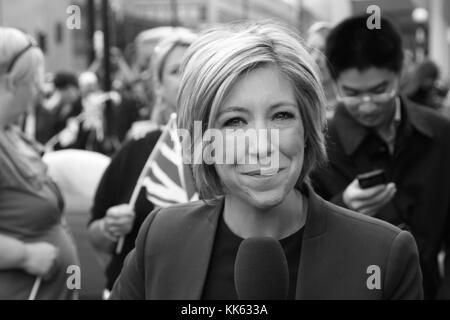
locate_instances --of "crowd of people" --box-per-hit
[1,11,450,300]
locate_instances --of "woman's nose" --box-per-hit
[247,126,277,164]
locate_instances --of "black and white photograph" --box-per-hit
[1,0,450,309]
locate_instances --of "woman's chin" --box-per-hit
[246,191,286,211]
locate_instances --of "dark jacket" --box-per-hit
[35,98,83,145]
[311,97,450,299]
[110,186,423,300]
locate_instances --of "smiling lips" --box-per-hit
[242,168,284,177]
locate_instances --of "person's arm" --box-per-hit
[312,174,396,216]
[87,143,126,253]
[0,233,28,270]
[109,208,160,300]
[383,231,423,299]
[88,204,135,254]
[87,139,138,254]
[0,233,59,277]
[341,179,396,216]
[88,163,119,254]
[88,218,118,254]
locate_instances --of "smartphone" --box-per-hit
[357,169,386,189]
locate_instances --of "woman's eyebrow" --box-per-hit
[268,102,298,111]
[217,102,297,117]
[217,106,250,117]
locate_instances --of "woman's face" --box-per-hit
[212,65,305,210]
[16,66,44,110]
[159,45,188,112]
[0,65,44,126]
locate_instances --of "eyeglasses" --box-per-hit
[6,36,38,73]
[335,80,399,107]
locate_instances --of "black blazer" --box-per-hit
[110,186,423,299]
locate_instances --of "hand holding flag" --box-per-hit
[116,113,198,254]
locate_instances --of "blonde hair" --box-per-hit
[150,28,197,125]
[178,21,327,200]
[151,28,197,86]
[306,21,333,38]
[0,27,44,86]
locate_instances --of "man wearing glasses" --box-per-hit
[310,15,450,300]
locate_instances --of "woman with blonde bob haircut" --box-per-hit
[0,27,79,299]
[177,22,327,200]
[111,22,423,300]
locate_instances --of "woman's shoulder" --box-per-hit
[135,200,220,248]
[321,199,403,242]
[318,199,420,274]
[152,200,219,222]
[140,200,220,232]
[313,197,422,299]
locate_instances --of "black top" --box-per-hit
[89,130,161,289]
[202,214,304,300]
[35,98,83,145]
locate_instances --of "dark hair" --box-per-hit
[325,14,404,79]
[415,59,439,80]
[53,72,78,89]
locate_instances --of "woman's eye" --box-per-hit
[273,112,294,121]
[223,117,247,127]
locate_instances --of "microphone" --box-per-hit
[234,237,289,300]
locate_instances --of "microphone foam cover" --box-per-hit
[234,237,289,300]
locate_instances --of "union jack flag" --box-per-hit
[136,113,198,208]
[116,114,198,254]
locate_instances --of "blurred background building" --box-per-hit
[0,0,86,72]
[0,0,448,78]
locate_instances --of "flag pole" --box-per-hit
[115,114,177,254]
[28,276,42,300]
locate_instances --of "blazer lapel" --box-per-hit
[156,199,223,300]
[295,185,328,299]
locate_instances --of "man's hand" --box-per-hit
[343,179,396,216]
[104,204,135,238]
